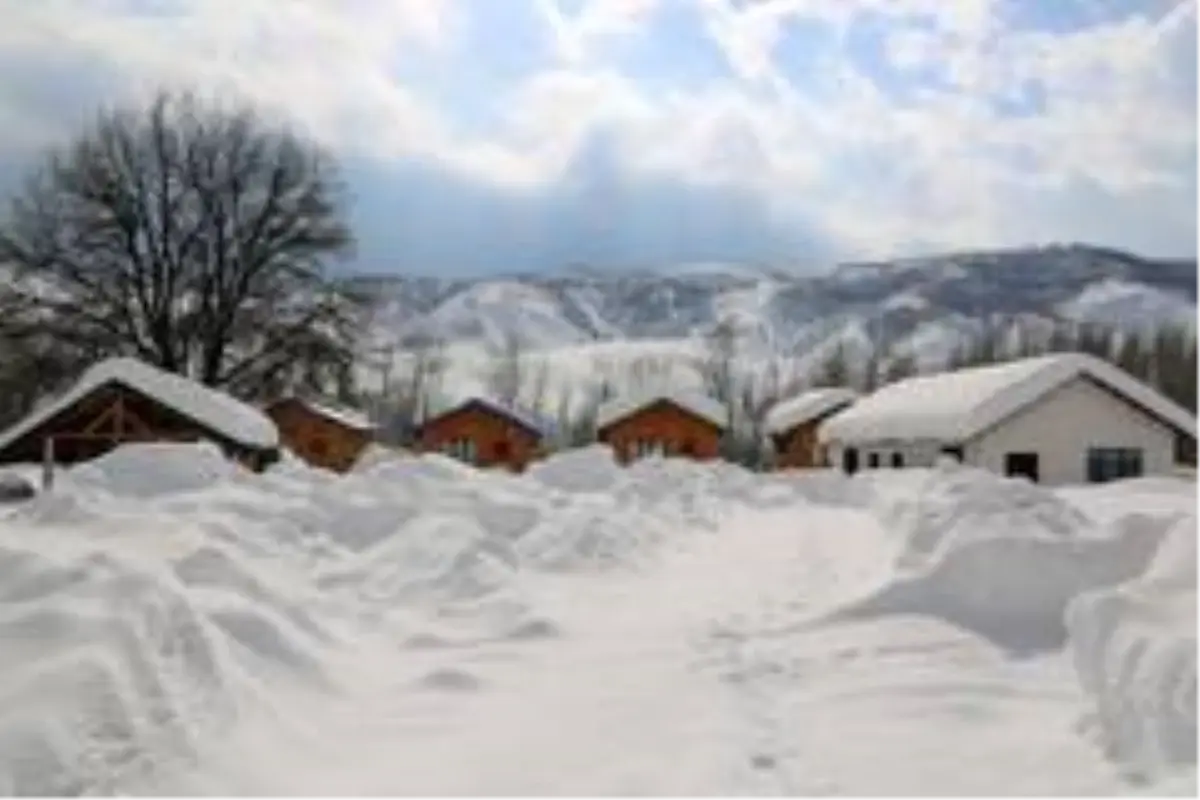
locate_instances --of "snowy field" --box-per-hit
[0,444,1194,795]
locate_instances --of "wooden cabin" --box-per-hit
[596,392,727,465]
[0,357,279,471]
[416,397,550,472]
[265,396,376,473]
[764,388,858,470]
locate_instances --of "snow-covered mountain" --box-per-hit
[351,244,1197,366]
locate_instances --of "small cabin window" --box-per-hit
[634,439,664,459]
[493,440,512,461]
[867,452,880,469]
[890,452,904,468]
[445,437,477,464]
[680,439,696,456]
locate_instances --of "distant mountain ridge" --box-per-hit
[349,244,1197,366]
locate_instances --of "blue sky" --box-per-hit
[0,0,1195,276]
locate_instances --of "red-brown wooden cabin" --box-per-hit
[596,392,727,465]
[764,387,858,470]
[265,396,376,473]
[416,397,551,472]
[0,357,279,472]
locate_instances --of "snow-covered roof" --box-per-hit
[0,357,279,453]
[764,388,859,436]
[819,352,1197,445]
[428,396,555,439]
[596,391,728,433]
[279,397,375,432]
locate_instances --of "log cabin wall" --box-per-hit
[266,399,373,473]
[598,401,723,465]
[417,404,543,472]
[772,422,825,469]
[771,406,850,470]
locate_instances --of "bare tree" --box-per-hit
[379,335,445,443]
[883,352,918,384]
[811,340,850,387]
[527,356,551,416]
[0,338,91,429]
[488,329,524,405]
[699,320,738,406]
[0,90,362,398]
[731,364,783,469]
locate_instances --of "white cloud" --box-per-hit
[534,0,663,65]
[0,0,1193,262]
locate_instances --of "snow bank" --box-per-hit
[835,468,1174,653]
[0,443,777,796]
[62,443,243,500]
[0,439,1190,793]
[1066,514,1197,782]
[525,445,623,493]
[883,464,1091,571]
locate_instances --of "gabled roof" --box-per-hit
[0,357,279,453]
[271,396,375,432]
[596,391,728,433]
[764,387,859,436]
[423,396,555,440]
[818,352,1197,445]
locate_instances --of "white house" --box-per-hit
[818,352,1197,485]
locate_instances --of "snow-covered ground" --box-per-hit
[0,444,1194,795]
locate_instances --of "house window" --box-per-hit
[940,446,964,462]
[1005,452,1040,483]
[890,452,904,468]
[493,440,512,461]
[1087,447,1143,483]
[679,439,696,456]
[867,452,880,469]
[843,447,859,475]
[444,437,477,464]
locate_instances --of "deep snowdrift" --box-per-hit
[1067,513,1198,784]
[834,463,1176,653]
[0,443,1192,794]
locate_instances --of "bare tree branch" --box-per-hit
[0,89,361,399]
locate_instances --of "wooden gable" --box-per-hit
[0,381,278,471]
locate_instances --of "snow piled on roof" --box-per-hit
[291,398,375,432]
[430,395,555,439]
[764,388,858,436]
[819,352,1197,445]
[0,357,278,452]
[597,390,728,432]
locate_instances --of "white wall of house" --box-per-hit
[825,438,948,471]
[964,376,1177,486]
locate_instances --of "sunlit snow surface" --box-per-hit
[0,444,1193,795]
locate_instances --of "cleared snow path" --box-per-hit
[171,504,890,795]
[173,501,1131,796]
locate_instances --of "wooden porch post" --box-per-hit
[42,436,55,491]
